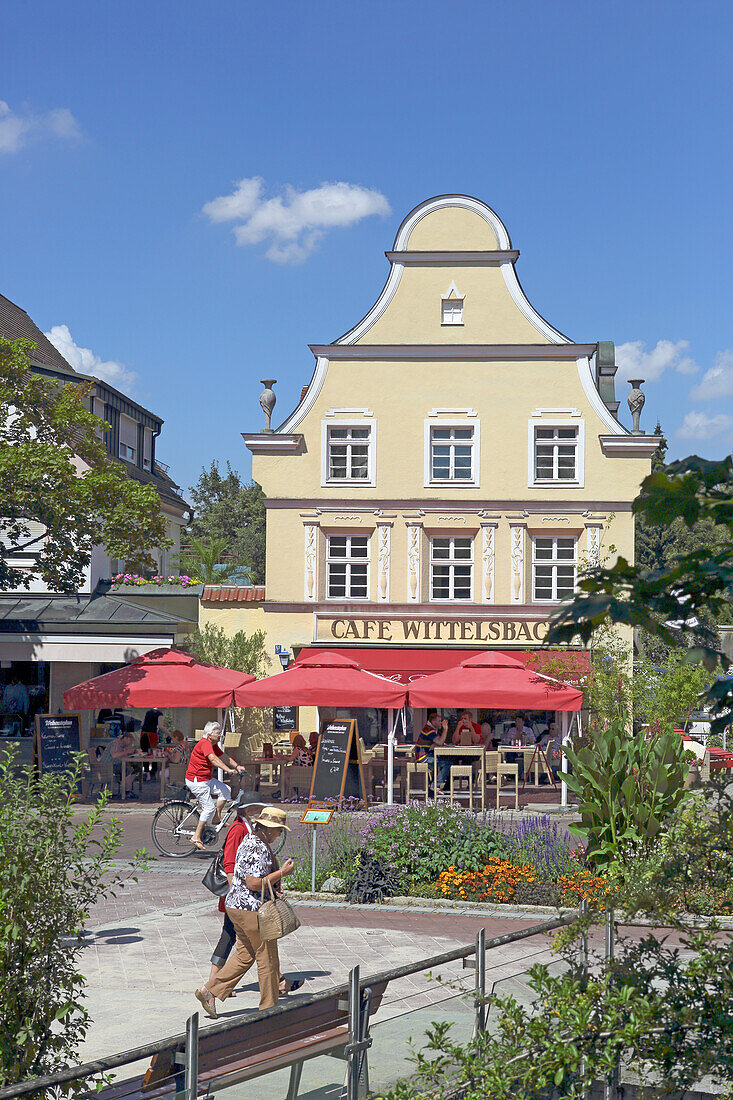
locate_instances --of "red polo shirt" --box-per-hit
[186,738,223,781]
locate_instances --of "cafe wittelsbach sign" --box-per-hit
[203,194,660,732]
[318,617,549,644]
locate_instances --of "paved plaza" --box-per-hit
[68,805,702,1098]
[80,859,562,1098]
[82,863,555,1054]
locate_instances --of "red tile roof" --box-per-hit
[202,585,266,602]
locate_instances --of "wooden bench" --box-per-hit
[99,980,388,1100]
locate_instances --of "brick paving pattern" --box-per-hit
[81,871,558,1064]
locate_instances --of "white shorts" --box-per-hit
[185,777,231,824]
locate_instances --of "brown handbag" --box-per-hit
[257,878,300,942]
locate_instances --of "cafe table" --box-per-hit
[432,745,486,811]
[497,744,555,788]
[120,753,167,801]
[237,755,286,789]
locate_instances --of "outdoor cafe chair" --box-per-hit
[496,762,519,811]
[406,761,429,802]
[86,748,116,799]
[281,764,313,802]
[449,764,475,810]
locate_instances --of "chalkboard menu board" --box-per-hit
[35,713,81,776]
[309,718,367,806]
[272,706,298,733]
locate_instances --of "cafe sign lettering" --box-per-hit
[317,617,549,645]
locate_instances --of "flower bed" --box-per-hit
[111,573,198,587]
[280,802,590,903]
[437,859,539,903]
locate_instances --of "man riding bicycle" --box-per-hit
[186,720,247,850]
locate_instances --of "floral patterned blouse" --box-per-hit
[225,834,273,912]
[164,741,188,764]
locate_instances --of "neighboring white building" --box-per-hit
[0,293,194,747]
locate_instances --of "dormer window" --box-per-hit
[119,414,137,465]
[441,281,464,326]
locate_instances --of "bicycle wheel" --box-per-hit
[151,800,198,857]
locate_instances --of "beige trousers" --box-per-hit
[207,907,280,1010]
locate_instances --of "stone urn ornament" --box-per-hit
[259,378,277,433]
[627,378,646,435]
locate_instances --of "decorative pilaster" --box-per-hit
[303,522,318,601]
[376,518,394,602]
[585,523,603,567]
[480,522,497,604]
[509,524,526,604]
[406,521,422,603]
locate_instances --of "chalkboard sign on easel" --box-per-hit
[273,706,298,733]
[35,713,81,778]
[309,718,367,807]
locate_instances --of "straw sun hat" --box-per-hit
[251,806,290,832]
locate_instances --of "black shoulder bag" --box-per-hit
[202,851,229,897]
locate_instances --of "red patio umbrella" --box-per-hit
[233,651,408,708]
[407,650,583,710]
[62,647,255,710]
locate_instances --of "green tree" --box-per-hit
[187,621,270,678]
[633,438,730,663]
[0,751,144,1088]
[547,455,733,731]
[0,336,168,592]
[187,462,265,584]
[179,535,241,584]
[634,650,710,729]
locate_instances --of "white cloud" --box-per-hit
[202,177,391,263]
[0,100,82,154]
[689,349,733,402]
[44,325,137,392]
[616,339,698,383]
[676,411,733,440]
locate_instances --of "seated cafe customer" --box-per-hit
[290,734,313,766]
[452,710,482,746]
[501,714,533,780]
[164,728,189,764]
[109,727,139,799]
[416,711,450,789]
[504,714,534,746]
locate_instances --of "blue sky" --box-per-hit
[2,0,732,495]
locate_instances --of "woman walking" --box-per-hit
[207,791,265,989]
[195,806,296,1016]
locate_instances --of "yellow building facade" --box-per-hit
[203,195,659,739]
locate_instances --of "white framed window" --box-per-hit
[326,534,370,600]
[532,536,577,602]
[430,536,473,602]
[119,414,138,465]
[441,298,463,325]
[321,419,376,487]
[528,419,585,487]
[424,419,480,487]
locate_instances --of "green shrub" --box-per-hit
[563,719,686,871]
[346,854,401,904]
[0,750,144,1089]
[359,803,508,887]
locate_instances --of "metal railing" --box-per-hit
[0,915,574,1100]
